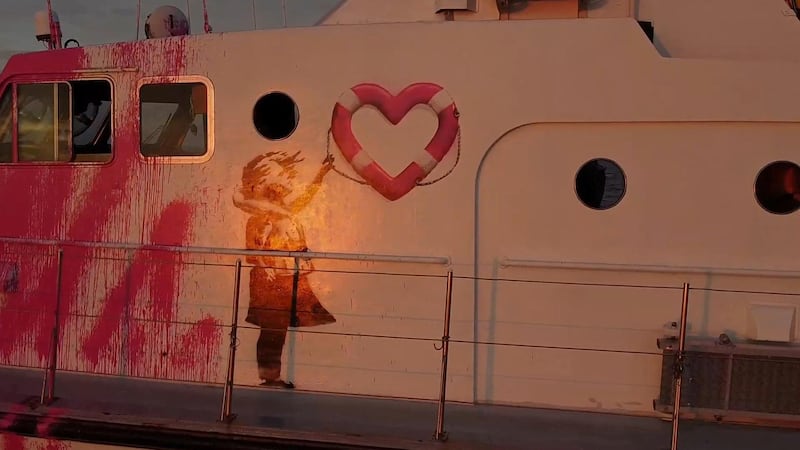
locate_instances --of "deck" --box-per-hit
[1,367,799,450]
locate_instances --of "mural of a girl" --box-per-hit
[233,151,336,388]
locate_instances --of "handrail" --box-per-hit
[0,236,450,265]
[502,258,800,279]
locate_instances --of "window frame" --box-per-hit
[0,75,116,166]
[14,81,73,164]
[574,157,627,211]
[68,76,116,165]
[136,76,214,164]
[754,160,800,215]
[0,83,13,163]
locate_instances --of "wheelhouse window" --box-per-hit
[71,80,113,162]
[17,83,72,162]
[0,79,112,164]
[140,82,208,158]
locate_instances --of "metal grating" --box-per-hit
[729,356,800,414]
[655,338,800,416]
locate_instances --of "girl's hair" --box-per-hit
[241,151,303,190]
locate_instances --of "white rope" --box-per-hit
[186,0,192,30]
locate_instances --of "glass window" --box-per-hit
[140,82,208,157]
[0,85,11,162]
[575,158,626,210]
[71,79,113,162]
[17,83,72,163]
[0,79,112,164]
[755,161,800,215]
[253,92,299,140]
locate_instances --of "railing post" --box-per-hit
[286,257,301,382]
[41,248,64,406]
[220,259,242,423]
[670,282,690,450]
[434,270,454,441]
[289,257,300,328]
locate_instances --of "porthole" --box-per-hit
[575,158,626,210]
[252,92,298,140]
[754,161,800,215]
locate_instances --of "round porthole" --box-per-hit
[754,161,800,215]
[253,92,299,140]
[575,158,626,210]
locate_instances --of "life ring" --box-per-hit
[331,83,460,201]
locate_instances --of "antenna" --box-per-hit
[136,0,142,40]
[46,0,61,48]
[282,0,287,27]
[252,0,257,29]
[203,0,212,33]
[186,0,192,30]
[35,0,63,49]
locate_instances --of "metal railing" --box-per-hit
[671,283,690,450]
[0,237,453,430]
[1,237,798,449]
[220,259,242,423]
[41,248,64,405]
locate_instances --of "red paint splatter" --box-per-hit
[167,317,223,380]
[103,37,191,82]
[41,439,70,450]
[0,432,26,450]
[0,36,222,382]
[0,433,71,450]
[36,408,65,437]
[0,403,25,429]
[0,45,90,366]
[0,404,27,450]
[81,201,223,382]
[0,404,70,450]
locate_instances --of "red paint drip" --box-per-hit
[0,46,88,365]
[97,37,191,83]
[168,316,223,381]
[80,201,222,382]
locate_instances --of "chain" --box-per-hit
[326,127,368,185]
[324,125,461,188]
